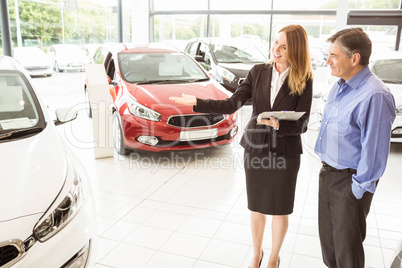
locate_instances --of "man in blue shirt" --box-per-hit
[314,28,396,268]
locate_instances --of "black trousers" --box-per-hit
[318,167,374,268]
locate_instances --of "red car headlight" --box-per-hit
[126,95,161,121]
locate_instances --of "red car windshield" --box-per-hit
[118,52,209,84]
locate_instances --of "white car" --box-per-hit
[316,54,402,143]
[13,47,53,77]
[370,54,402,143]
[47,44,89,72]
[0,56,97,267]
[389,236,402,267]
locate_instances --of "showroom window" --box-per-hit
[350,25,401,53]
[153,14,208,50]
[209,0,271,10]
[153,0,208,10]
[348,0,400,9]
[272,0,336,10]
[2,0,130,54]
[1,0,401,55]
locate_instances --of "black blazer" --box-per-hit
[194,63,313,156]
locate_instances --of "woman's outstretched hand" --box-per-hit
[169,94,197,106]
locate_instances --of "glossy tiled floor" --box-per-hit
[35,71,402,268]
[56,101,402,268]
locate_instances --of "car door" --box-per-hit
[197,42,220,81]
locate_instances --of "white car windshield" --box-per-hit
[118,52,209,84]
[371,59,402,84]
[210,43,267,64]
[0,71,45,140]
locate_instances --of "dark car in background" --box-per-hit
[184,38,267,93]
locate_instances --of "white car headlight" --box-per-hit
[33,159,84,242]
[126,95,161,121]
[216,66,236,83]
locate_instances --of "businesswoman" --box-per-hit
[170,24,313,268]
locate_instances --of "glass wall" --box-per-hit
[1,0,133,55]
[151,0,401,55]
[209,0,271,10]
[153,15,207,50]
[351,25,401,55]
[273,0,336,9]
[153,0,208,10]
[348,0,400,9]
[1,0,401,56]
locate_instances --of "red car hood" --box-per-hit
[124,81,231,114]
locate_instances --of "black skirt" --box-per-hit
[244,150,301,215]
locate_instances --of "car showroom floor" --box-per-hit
[35,71,402,268]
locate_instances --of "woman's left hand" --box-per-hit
[257,115,280,129]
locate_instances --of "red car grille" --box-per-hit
[167,114,224,128]
[156,132,231,147]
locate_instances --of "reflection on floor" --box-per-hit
[59,104,402,268]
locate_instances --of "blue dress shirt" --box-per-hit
[315,66,396,199]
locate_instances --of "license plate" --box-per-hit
[180,128,218,141]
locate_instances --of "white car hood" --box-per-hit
[388,84,402,105]
[0,125,67,222]
[18,55,51,67]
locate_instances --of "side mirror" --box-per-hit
[54,107,78,126]
[195,55,205,63]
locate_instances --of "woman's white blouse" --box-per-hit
[270,63,289,107]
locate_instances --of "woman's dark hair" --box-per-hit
[327,28,372,66]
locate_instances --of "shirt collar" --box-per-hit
[336,66,371,90]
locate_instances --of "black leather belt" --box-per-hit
[322,161,356,173]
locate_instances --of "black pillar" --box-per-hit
[0,0,13,56]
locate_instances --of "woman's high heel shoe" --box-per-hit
[259,250,264,267]
[249,250,264,268]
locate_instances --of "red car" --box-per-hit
[85,45,238,153]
